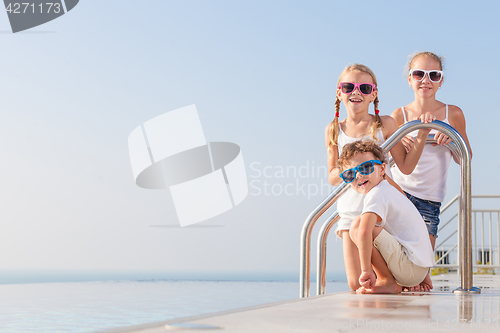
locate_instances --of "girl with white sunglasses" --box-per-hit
[391,52,472,290]
[325,63,433,292]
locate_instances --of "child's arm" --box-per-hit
[441,105,472,164]
[383,115,433,175]
[391,107,416,153]
[356,212,379,289]
[325,124,342,186]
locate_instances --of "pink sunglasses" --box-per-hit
[339,82,376,95]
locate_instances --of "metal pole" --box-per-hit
[316,213,339,295]
[380,120,475,292]
[299,184,348,298]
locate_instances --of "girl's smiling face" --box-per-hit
[337,71,377,115]
[407,56,443,98]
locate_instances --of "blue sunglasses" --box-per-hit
[340,160,383,183]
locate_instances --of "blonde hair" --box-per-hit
[405,51,445,73]
[328,64,382,152]
[337,140,386,173]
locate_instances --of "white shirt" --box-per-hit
[362,180,435,268]
[391,106,452,202]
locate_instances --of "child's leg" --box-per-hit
[403,233,434,292]
[358,242,401,294]
[349,220,401,294]
[429,235,436,250]
[341,229,362,291]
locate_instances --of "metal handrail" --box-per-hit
[299,183,349,298]
[315,213,339,295]
[300,119,476,297]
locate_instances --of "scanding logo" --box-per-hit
[3,0,79,33]
[128,105,248,227]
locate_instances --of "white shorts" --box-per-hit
[335,211,360,238]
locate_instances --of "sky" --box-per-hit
[1,0,499,282]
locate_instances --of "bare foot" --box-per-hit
[403,285,420,292]
[356,286,368,294]
[356,280,402,294]
[419,272,433,292]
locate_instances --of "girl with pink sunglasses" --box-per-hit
[391,52,472,250]
[325,63,433,292]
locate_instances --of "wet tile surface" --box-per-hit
[105,274,500,333]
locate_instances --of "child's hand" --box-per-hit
[417,113,436,123]
[433,131,452,146]
[401,135,414,153]
[414,113,436,135]
[359,270,376,290]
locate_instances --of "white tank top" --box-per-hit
[391,105,452,202]
[337,126,391,213]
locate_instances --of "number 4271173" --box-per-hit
[5,2,62,14]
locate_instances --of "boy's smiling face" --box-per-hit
[344,152,385,195]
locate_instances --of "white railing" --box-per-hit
[434,195,500,273]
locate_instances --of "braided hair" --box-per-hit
[327,64,383,153]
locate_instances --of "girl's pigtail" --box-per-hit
[328,97,341,153]
[370,96,383,142]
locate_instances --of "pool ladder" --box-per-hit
[299,120,479,297]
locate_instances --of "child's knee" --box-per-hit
[348,229,355,243]
[347,278,361,291]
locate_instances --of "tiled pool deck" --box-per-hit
[106,274,500,332]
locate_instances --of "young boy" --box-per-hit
[337,140,435,294]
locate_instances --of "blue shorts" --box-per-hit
[404,192,441,238]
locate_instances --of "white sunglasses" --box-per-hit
[409,69,443,82]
